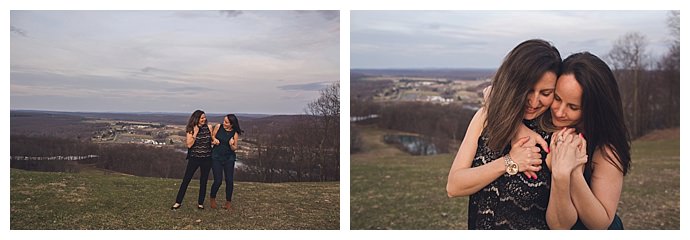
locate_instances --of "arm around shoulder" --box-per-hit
[211,124,220,136]
[446,108,506,197]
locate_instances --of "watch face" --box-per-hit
[507,162,519,175]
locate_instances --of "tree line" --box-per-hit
[606,11,680,138]
[351,101,475,154]
[242,83,340,182]
[10,134,190,177]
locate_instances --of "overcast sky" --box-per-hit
[351,11,675,69]
[10,10,339,114]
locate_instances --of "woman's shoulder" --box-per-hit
[593,145,624,171]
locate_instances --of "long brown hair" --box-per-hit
[185,110,205,134]
[484,39,561,150]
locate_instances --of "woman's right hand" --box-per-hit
[512,123,549,153]
[510,123,548,179]
[509,136,543,176]
[193,126,199,136]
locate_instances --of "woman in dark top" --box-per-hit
[171,110,214,210]
[543,52,629,229]
[209,114,243,210]
[446,39,562,229]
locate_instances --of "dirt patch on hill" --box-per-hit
[637,128,679,141]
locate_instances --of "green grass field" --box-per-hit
[350,125,679,230]
[10,169,339,229]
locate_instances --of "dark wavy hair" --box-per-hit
[547,52,631,175]
[185,110,205,134]
[484,39,562,150]
[227,114,244,135]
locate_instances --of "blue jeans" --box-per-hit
[210,157,236,201]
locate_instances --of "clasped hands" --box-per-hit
[550,127,588,178]
[510,126,587,179]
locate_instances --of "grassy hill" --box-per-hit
[350,125,679,230]
[10,168,339,229]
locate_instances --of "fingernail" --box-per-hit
[579,133,584,139]
[546,147,550,153]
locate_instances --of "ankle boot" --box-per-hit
[223,201,231,210]
[210,197,217,209]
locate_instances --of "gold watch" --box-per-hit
[504,154,518,175]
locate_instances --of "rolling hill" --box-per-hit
[10,168,339,230]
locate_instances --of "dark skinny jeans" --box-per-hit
[174,157,212,205]
[210,156,236,201]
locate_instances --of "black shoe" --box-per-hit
[197,204,204,210]
[171,203,181,210]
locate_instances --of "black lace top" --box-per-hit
[188,124,212,159]
[468,119,552,229]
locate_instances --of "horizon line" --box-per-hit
[10,109,306,116]
[351,67,498,70]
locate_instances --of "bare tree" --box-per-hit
[659,10,680,128]
[306,82,340,181]
[667,11,680,43]
[608,32,649,137]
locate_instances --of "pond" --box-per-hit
[383,134,438,155]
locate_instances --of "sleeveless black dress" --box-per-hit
[468,119,552,229]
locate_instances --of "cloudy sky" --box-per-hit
[351,11,675,69]
[10,10,339,114]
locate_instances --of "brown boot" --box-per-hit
[223,201,232,210]
[210,197,217,209]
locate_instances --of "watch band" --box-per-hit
[504,154,513,167]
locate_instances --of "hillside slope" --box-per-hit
[10,169,339,229]
[350,125,679,229]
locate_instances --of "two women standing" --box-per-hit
[171,110,242,211]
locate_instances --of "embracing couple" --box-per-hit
[447,39,630,230]
[170,110,244,211]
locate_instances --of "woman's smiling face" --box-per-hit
[551,73,583,127]
[524,71,557,120]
